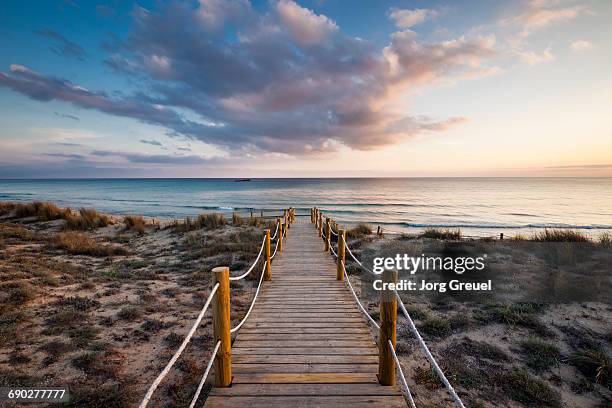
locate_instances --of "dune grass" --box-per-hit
[420,228,462,240]
[347,223,372,238]
[170,213,227,232]
[530,229,590,243]
[13,201,72,221]
[50,232,127,257]
[124,215,146,234]
[64,208,111,231]
[599,232,612,248]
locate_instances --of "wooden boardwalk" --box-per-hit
[205,221,406,407]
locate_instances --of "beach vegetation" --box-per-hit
[14,201,72,221]
[117,306,141,321]
[1,281,37,305]
[500,369,561,407]
[570,347,610,385]
[170,213,227,232]
[420,228,462,240]
[64,208,111,231]
[420,316,451,337]
[599,231,612,248]
[413,366,443,389]
[50,232,128,256]
[347,223,372,238]
[531,228,590,243]
[519,337,561,372]
[124,215,146,234]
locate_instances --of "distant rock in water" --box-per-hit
[234,178,251,182]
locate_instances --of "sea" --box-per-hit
[1,178,611,238]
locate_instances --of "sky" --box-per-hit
[0,0,611,178]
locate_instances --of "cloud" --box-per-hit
[44,152,86,160]
[502,2,588,37]
[54,111,79,120]
[91,150,215,164]
[276,0,338,45]
[2,1,495,156]
[546,163,612,169]
[35,28,87,60]
[388,8,439,29]
[140,139,162,146]
[570,40,593,51]
[515,47,555,65]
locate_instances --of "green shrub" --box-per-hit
[520,337,561,372]
[500,369,561,407]
[570,347,610,385]
[420,316,451,337]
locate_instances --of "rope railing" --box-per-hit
[188,340,221,408]
[344,241,376,275]
[229,237,265,281]
[270,221,279,240]
[270,240,279,260]
[388,339,417,408]
[139,282,220,408]
[230,260,267,334]
[341,260,380,329]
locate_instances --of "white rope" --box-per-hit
[388,339,417,408]
[188,340,221,408]
[330,228,338,236]
[270,222,279,240]
[395,290,465,408]
[139,283,220,408]
[345,242,376,275]
[330,244,338,259]
[341,260,380,329]
[229,237,265,281]
[270,240,279,260]
[230,261,266,334]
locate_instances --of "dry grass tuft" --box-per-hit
[421,228,462,240]
[599,232,612,248]
[64,208,111,231]
[14,201,72,221]
[347,223,372,238]
[170,213,227,232]
[50,232,127,257]
[531,229,590,243]
[124,215,146,234]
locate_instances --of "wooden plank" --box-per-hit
[242,322,365,328]
[238,327,370,334]
[233,363,377,373]
[209,383,401,396]
[233,355,379,364]
[205,396,407,408]
[237,333,373,341]
[233,340,375,348]
[232,373,377,384]
[232,348,378,355]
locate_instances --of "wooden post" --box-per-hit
[260,210,263,218]
[379,268,397,386]
[318,212,323,237]
[287,208,291,229]
[212,266,232,387]
[500,233,504,240]
[337,228,345,281]
[250,211,253,218]
[264,229,271,280]
[277,218,283,253]
[377,226,382,236]
[325,218,331,252]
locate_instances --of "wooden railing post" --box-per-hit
[318,212,323,237]
[324,218,331,252]
[264,229,271,280]
[337,228,345,281]
[212,266,232,387]
[277,218,283,253]
[379,268,397,386]
[286,208,291,230]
